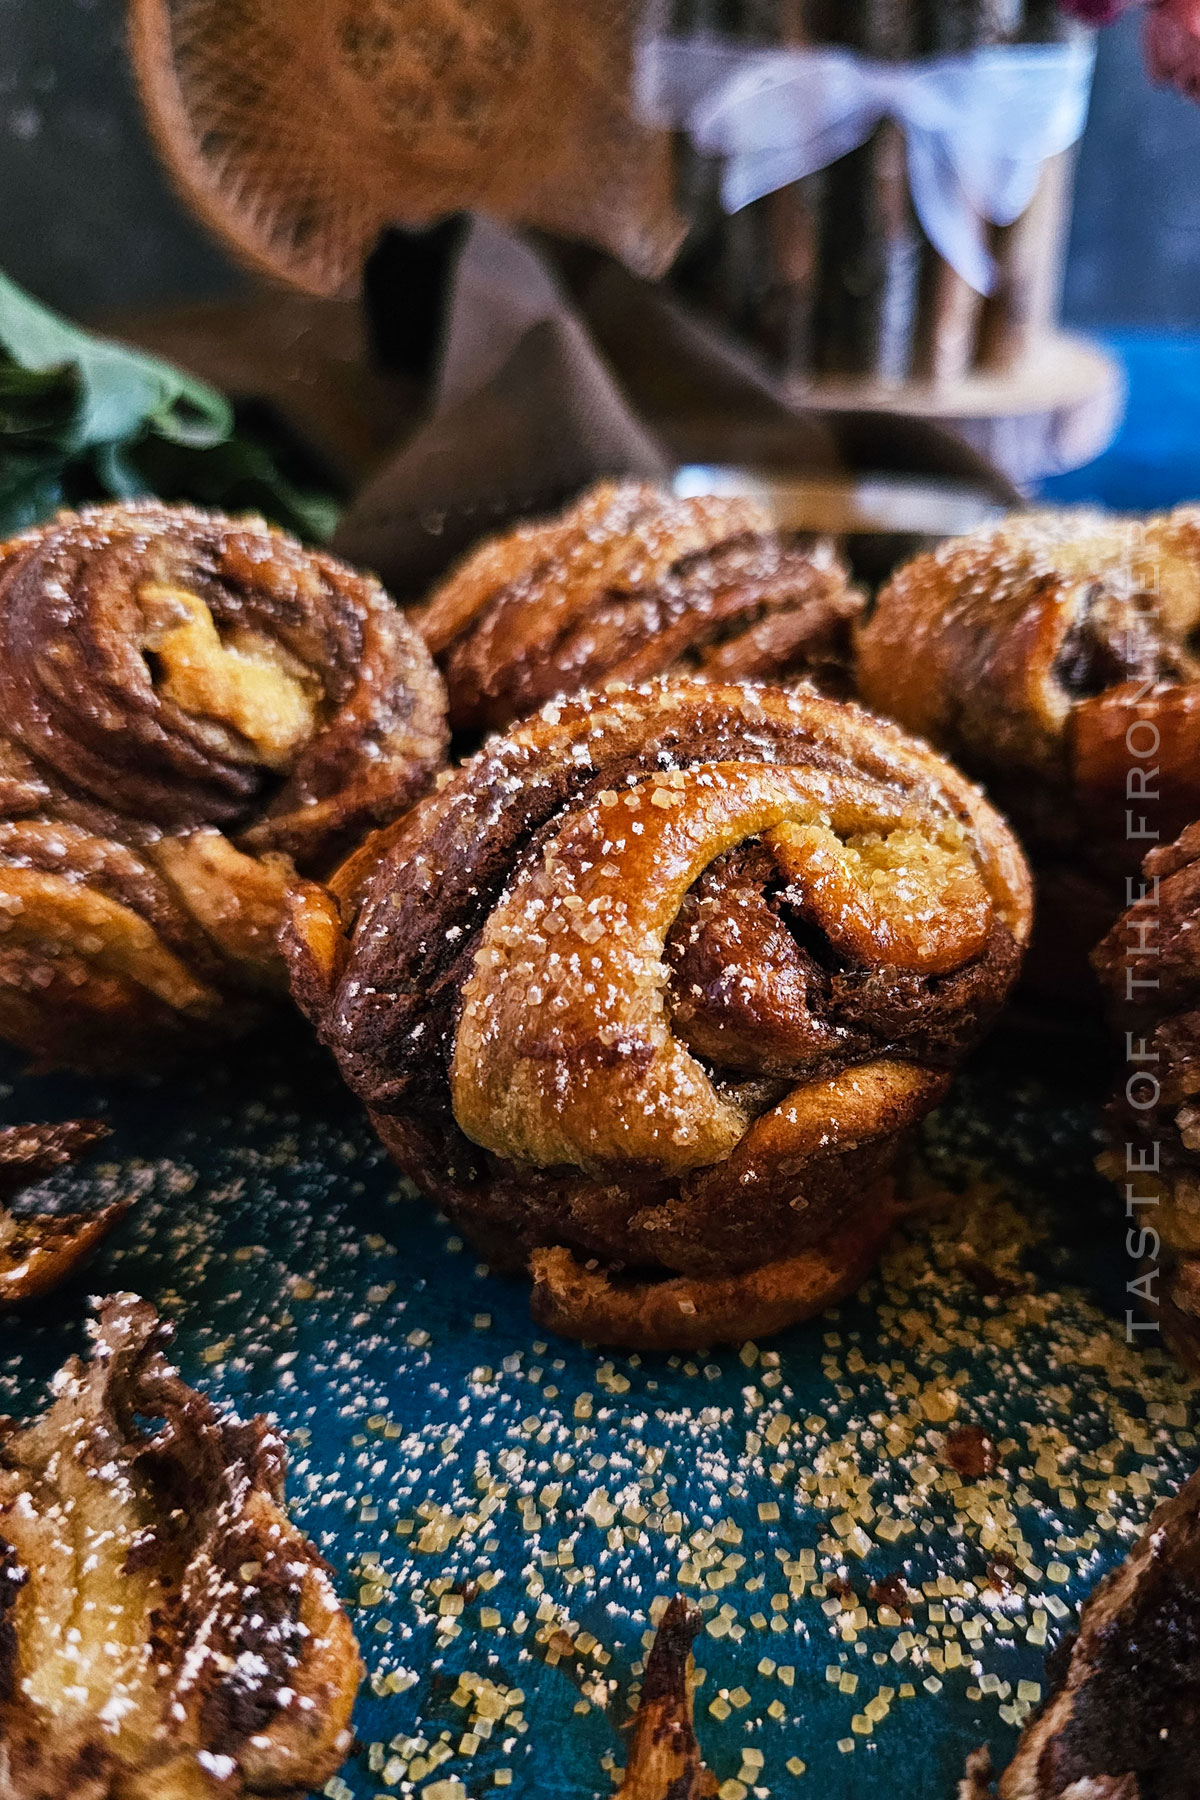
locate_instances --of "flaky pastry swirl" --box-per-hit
[287,681,1031,1348]
[858,508,1200,992]
[0,501,446,1068]
[0,1295,361,1798]
[411,481,861,735]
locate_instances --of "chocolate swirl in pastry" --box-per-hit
[410,481,861,735]
[286,681,1032,1348]
[0,500,446,1068]
[0,1294,362,1798]
[1094,822,1200,1373]
[857,508,1200,993]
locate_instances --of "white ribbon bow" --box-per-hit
[637,36,1096,296]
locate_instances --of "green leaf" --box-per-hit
[0,270,342,545]
[0,270,232,452]
[0,455,69,535]
[130,433,340,543]
[0,361,80,447]
[92,440,157,502]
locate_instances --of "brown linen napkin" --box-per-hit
[333,217,1017,597]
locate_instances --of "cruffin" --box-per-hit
[0,1119,123,1305]
[0,1293,362,1799]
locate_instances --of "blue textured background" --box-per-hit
[1,1029,1194,1800]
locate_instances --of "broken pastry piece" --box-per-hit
[286,679,1031,1348]
[410,481,862,735]
[616,1598,714,1800]
[0,1118,122,1303]
[962,1464,1200,1798]
[857,508,1200,996]
[0,1294,362,1798]
[0,500,447,1069]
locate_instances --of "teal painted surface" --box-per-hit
[0,1032,1193,1799]
[1040,330,1200,509]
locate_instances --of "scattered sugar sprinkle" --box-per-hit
[0,1044,1194,1797]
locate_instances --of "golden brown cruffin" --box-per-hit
[0,1117,124,1303]
[410,481,862,736]
[960,1464,1200,1797]
[0,499,447,1070]
[285,680,1032,1349]
[0,1294,362,1798]
[1093,822,1200,1374]
[616,1597,714,1800]
[857,508,1200,994]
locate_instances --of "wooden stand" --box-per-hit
[794,330,1125,485]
